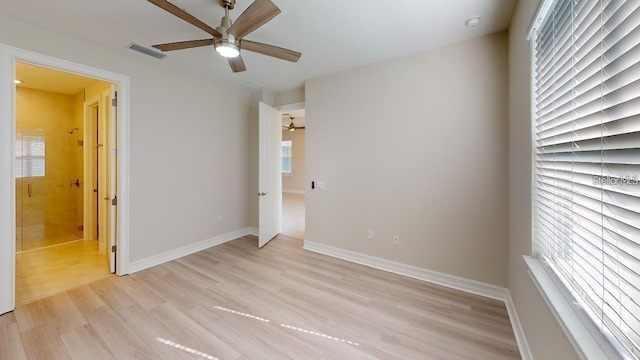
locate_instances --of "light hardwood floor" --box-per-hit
[282,192,305,240]
[16,240,111,306]
[2,235,521,359]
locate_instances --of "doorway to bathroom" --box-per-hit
[14,62,114,305]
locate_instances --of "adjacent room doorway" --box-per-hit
[280,107,306,240]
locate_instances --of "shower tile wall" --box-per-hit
[16,87,84,251]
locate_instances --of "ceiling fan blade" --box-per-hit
[240,40,301,62]
[227,0,281,39]
[152,39,215,51]
[147,0,222,37]
[228,56,247,73]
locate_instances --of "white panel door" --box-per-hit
[258,102,282,248]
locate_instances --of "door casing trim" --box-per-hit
[0,44,131,314]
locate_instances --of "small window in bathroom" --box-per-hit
[16,133,45,178]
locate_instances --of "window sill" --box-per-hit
[282,173,293,177]
[523,256,625,360]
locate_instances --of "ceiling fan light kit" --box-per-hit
[147,0,302,73]
[215,39,240,57]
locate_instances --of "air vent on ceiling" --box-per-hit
[127,43,166,59]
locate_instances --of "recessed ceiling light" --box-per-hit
[14,79,22,84]
[465,16,481,27]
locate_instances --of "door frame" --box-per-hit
[275,101,306,239]
[83,91,112,257]
[84,97,100,242]
[0,44,131,314]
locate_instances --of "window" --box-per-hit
[282,141,292,174]
[531,1,640,358]
[15,133,45,178]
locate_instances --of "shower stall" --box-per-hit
[15,87,84,252]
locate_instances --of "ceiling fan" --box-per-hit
[283,114,304,131]
[147,0,301,73]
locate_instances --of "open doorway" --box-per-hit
[14,62,114,305]
[280,108,306,240]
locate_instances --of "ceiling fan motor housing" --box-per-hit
[216,14,236,46]
[219,0,236,10]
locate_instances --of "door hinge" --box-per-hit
[111,196,117,206]
[78,225,84,231]
[112,91,118,107]
[111,245,117,253]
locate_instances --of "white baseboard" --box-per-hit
[247,227,259,237]
[302,240,533,359]
[505,291,534,360]
[282,189,305,195]
[303,240,507,300]
[129,227,256,273]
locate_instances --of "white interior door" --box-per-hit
[258,102,282,248]
[108,85,117,273]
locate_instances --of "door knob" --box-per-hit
[258,192,268,196]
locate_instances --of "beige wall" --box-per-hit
[281,129,306,193]
[84,81,110,100]
[305,32,509,286]
[274,88,305,107]
[507,0,580,358]
[1,14,252,262]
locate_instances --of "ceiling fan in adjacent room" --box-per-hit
[147,0,302,73]
[282,114,304,131]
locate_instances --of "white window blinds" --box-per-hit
[15,133,45,178]
[532,0,640,358]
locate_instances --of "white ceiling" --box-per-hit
[0,0,516,93]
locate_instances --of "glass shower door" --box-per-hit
[16,130,46,252]
[16,126,82,252]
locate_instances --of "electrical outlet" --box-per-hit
[218,215,223,223]
[368,230,374,240]
[393,235,400,245]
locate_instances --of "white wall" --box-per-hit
[274,88,305,107]
[507,0,580,358]
[0,14,252,263]
[305,32,509,287]
[282,129,306,193]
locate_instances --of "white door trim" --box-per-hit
[0,44,131,315]
[83,96,100,243]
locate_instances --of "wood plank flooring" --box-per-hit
[1,235,521,359]
[282,192,305,240]
[16,240,111,306]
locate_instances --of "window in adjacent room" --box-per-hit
[15,133,45,178]
[282,140,292,175]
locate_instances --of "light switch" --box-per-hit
[317,181,325,190]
